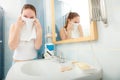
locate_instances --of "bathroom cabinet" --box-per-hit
[0,7,4,80]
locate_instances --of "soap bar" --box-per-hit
[60,66,72,72]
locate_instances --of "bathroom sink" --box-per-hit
[6,59,102,80]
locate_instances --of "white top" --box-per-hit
[13,40,37,60]
[13,17,37,60]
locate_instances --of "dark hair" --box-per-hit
[21,4,36,16]
[64,12,79,30]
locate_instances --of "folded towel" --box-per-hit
[20,17,36,41]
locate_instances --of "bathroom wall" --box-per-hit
[55,0,120,80]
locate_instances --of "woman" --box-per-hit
[60,12,83,40]
[8,4,42,62]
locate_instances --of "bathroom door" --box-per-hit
[0,6,4,80]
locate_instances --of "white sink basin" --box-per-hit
[6,59,102,80]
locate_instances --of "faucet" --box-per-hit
[58,52,65,63]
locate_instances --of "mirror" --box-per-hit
[51,0,98,44]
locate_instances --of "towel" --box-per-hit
[71,23,80,38]
[20,17,36,41]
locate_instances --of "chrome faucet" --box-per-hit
[58,52,65,63]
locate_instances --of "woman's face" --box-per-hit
[21,9,36,19]
[70,16,80,23]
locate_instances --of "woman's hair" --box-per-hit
[64,12,79,30]
[21,4,36,16]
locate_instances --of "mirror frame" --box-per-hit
[51,0,98,44]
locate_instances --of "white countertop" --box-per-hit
[6,59,102,80]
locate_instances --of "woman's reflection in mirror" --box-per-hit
[60,12,83,40]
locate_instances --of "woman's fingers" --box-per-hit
[15,16,25,29]
[34,18,41,27]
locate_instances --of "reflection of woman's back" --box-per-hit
[60,12,83,40]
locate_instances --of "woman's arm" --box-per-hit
[60,28,71,40]
[60,28,67,40]
[8,17,24,50]
[8,24,21,50]
[34,19,42,50]
[78,24,83,37]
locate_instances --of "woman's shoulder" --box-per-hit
[10,23,16,31]
[60,27,67,35]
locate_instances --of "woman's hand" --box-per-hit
[67,22,73,31]
[34,18,41,29]
[15,16,25,30]
[33,18,42,50]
